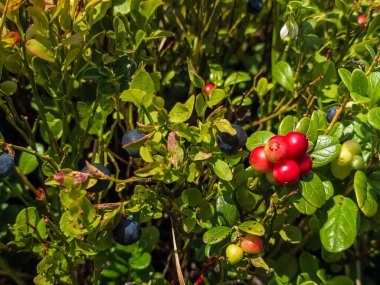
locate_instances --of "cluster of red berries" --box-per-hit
[249,132,312,185]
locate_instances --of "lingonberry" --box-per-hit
[249,146,273,173]
[273,160,300,185]
[297,153,313,174]
[284,132,308,160]
[240,234,263,254]
[225,244,244,265]
[204,83,216,96]
[358,15,367,25]
[264,135,288,163]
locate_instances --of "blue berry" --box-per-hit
[326,106,342,123]
[112,216,142,245]
[247,0,263,14]
[81,163,111,193]
[0,153,14,178]
[122,130,146,158]
[217,124,247,154]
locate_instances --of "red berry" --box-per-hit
[264,135,288,163]
[240,235,263,254]
[358,15,366,25]
[249,146,274,173]
[284,132,308,160]
[297,153,312,174]
[273,160,300,185]
[204,83,216,96]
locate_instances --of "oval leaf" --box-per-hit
[25,39,55,63]
[203,226,231,244]
[238,221,265,236]
[311,136,341,167]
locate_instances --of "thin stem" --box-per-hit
[324,95,350,135]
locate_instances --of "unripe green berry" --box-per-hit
[342,140,361,155]
[226,244,244,265]
[351,155,365,170]
[330,159,351,180]
[337,147,353,166]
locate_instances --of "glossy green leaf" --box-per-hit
[213,159,232,181]
[251,257,270,270]
[169,95,194,123]
[299,172,326,208]
[299,252,319,281]
[279,225,302,243]
[272,61,294,91]
[224,71,251,87]
[295,117,318,144]
[181,188,203,207]
[311,136,341,167]
[351,69,368,96]
[368,107,380,130]
[216,195,238,227]
[203,226,232,244]
[320,195,359,252]
[278,115,297,135]
[129,252,151,270]
[354,171,378,218]
[246,131,274,151]
[338,68,352,91]
[207,89,227,107]
[238,221,265,236]
[326,276,354,285]
[139,0,163,18]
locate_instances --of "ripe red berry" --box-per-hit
[358,15,366,25]
[240,235,263,254]
[249,146,274,173]
[273,160,300,185]
[264,135,288,163]
[297,153,313,174]
[284,132,308,160]
[204,83,216,96]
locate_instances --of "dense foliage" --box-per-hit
[1,0,380,284]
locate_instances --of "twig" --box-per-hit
[171,222,185,285]
[324,95,350,135]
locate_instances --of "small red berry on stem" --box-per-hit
[358,15,367,25]
[297,153,313,174]
[249,146,273,173]
[264,135,288,163]
[273,160,300,185]
[284,132,308,160]
[204,83,216,96]
[240,235,263,254]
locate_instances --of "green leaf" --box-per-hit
[338,68,352,91]
[322,181,334,200]
[195,93,207,117]
[187,59,204,88]
[295,117,318,145]
[328,122,344,140]
[129,252,151,270]
[256,77,273,98]
[278,115,297,135]
[311,136,341,168]
[18,144,44,175]
[311,110,328,132]
[120,89,152,107]
[368,107,380,130]
[207,89,227,107]
[350,92,371,104]
[299,172,326,208]
[354,171,378,218]
[139,0,163,19]
[216,194,238,227]
[279,225,302,243]
[213,159,233,181]
[181,188,203,207]
[251,257,270,270]
[272,61,294,91]
[326,276,354,285]
[130,70,156,94]
[351,69,368,96]
[0,81,17,96]
[224,71,251,87]
[169,95,194,123]
[214,119,236,135]
[25,39,55,63]
[203,226,232,244]
[320,195,359,252]
[246,131,274,151]
[299,252,319,281]
[238,221,265,236]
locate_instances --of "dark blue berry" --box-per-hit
[326,106,342,123]
[81,163,111,193]
[247,0,263,14]
[0,153,14,178]
[112,216,142,245]
[217,124,247,154]
[122,130,146,158]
